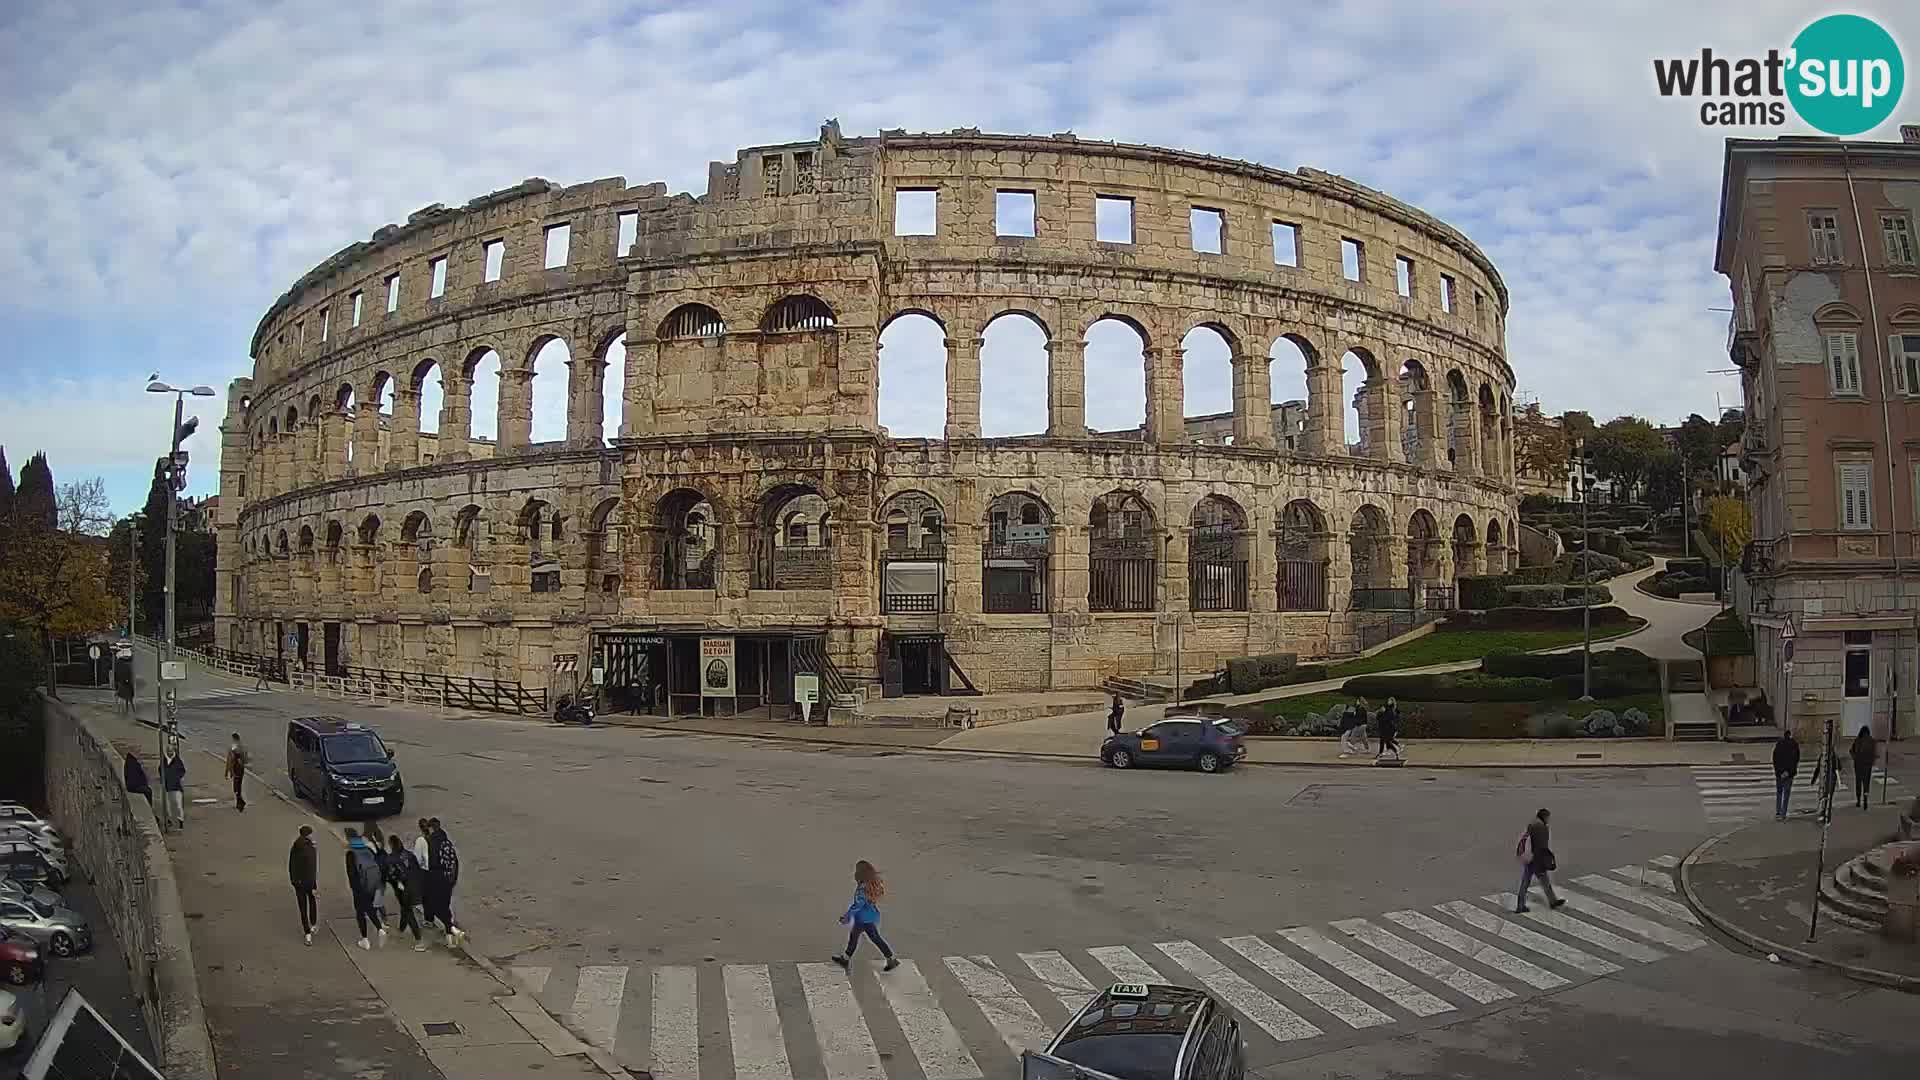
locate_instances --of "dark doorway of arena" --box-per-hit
[323,622,343,676]
[597,632,670,716]
[594,631,800,719]
[881,634,946,697]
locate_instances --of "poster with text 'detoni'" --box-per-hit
[700,636,736,697]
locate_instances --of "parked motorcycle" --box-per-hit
[553,694,596,726]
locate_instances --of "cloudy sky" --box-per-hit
[2,0,1913,513]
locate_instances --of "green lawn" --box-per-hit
[1257,689,1665,728]
[1324,624,1643,679]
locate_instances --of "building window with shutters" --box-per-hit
[1894,332,1920,396]
[1838,459,1873,530]
[1825,332,1862,396]
[1808,211,1843,264]
[1881,213,1917,266]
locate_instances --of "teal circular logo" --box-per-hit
[1787,14,1904,136]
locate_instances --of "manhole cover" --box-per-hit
[423,1021,462,1037]
[1576,752,1602,760]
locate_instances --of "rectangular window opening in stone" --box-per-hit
[385,273,400,313]
[617,211,638,257]
[544,223,571,269]
[351,291,362,326]
[1808,210,1843,264]
[793,152,815,193]
[894,189,937,235]
[1394,255,1414,297]
[483,239,504,282]
[429,255,447,299]
[1272,221,1299,266]
[1341,238,1364,281]
[295,318,304,343]
[1826,332,1861,395]
[1839,458,1872,530]
[1096,195,1134,243]
[1881,212,1916,265]
[1898,333,1920,394]
[1440,273,1455,312]
[996,190,1036,237]
[762,154,783,196]
[1190,207,1224,254]
[320,307,329,342]
[1475,290,1488,328]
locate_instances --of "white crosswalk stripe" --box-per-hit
[1647,854,1680,868]
[1689,764,1903,826]
[182,685,276,702]
[508,854,1709,1079]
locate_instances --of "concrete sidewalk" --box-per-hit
[79,699,612,1079]
[1681,801,1919,989]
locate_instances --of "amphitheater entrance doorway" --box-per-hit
[882,633,945,697]
[594,631,802,719]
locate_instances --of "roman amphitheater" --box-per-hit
[217,121,1519,717]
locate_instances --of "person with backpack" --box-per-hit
[1851,727,1879,809]
[1514,808,1566,913]
[831,860,899,971]
[289,825,319,945]
[425,818,465,948]
[344,828,387,949]
[1107,694,1125,736]
[224,732,248,812]
[1375,699,1401,762]
[384,833,427,950]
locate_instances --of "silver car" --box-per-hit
[0,806,61,849]
[0,896,89,957]
[0,881,57,912]
[0,839,65,882]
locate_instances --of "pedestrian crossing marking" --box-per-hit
[572,965,628,1050]
[798,963,886,1080]
[1647,855,1680,868]
[1382,910,1569,991]
[510,964,551,995]
[1688,765,1904,826]
[183,685,277,701]
[877,960,981,1080]
[1221,935,1393,1030]
[943,956,1053,1056]
[1479,896,1666,963]
[1086,945,1166,985]
[1572,874,1700,925]
[1610,866,1675,892]
[653,966,700,1080]
[1276,927,1453,1018]
[1553,888,1707,951]
[724,965,793,1080]
[1018,951,1096,1013]
[1437,901,1621,976]
[1157,939,1323,1043]
[1329,919,1513,1005]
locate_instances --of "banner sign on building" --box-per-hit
[700,636,736,697]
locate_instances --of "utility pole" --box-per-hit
[127,516,138,638]
[146,378,214,781]
[1681,448,1691,559]
[1574,438,1593,700]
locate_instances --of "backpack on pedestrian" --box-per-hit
[353,847,383,898]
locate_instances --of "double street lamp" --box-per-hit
[1570,439,1598,700]
[146,379,216,767]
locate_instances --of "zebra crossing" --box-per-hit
[505,855,1705,1077]
[1691,763,1905,825]
[178,684,277,703]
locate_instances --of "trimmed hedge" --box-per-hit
[1505,584,1566,607]
[1457,575,1509,611]
[1508,564,1568,586]
[1446,605,1638,631]
[1226,652,1297,694]
[1564,584,1612,605]
[1342,671,1559,702]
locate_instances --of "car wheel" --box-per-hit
[1197,752,1222,773]
[4,964,27,986]
[1107,748,1133,769]
[49,932,74,958]
[323,784,342,820]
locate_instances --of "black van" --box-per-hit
[286,716,404,819]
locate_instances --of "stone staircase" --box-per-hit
[1819,843,1895,931]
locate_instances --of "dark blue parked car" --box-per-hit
[1101,714,1245,773]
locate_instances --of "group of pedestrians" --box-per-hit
[1771,726,1883,820]
[288,816,466,952]
[123,745,189,831]
[1337,698,1402,761]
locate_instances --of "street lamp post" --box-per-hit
[146,380,216,778]
[1572,439,1594,700]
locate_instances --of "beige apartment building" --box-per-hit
[1717,128,1920,744]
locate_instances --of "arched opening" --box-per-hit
[467,348,502,443]
[1398,360,1430,462]
[659,303,725,340]
[401,510,434,557]
[980,311,1049,437]
[324,521,343,561]
[1341,349,1378,454]
[454,505,484,551]
[983,492,1051,613]
[757,485,831,589]
[1347,505,1394,606]
[372,371,395,419]
[1452,513,1481,585]
[1478,384,1499,478]
[878,313,947,438]
[601,333,627,444]
[1085,317,1147,436]
[1089,490,1157,612]
[1277,499,1330,610]
[1181,325,1234,441]
[655,489,717,590]
[587,497,625,594]
[336,384,358,466]
[410,361,443,444]
[357,514,381,547]
[762,295,836,333]
[1446,370,1470,469]
[298,525,315,554]
[1486,517,1506,575]
[519,499,561,593]
[529,337,570,444]
[275,529,289,556]
[1189,495,1249,611]
[879,491,946,613]
[1406,509,1443,607]
[417,567,433,595]
[1269,335,1314,454]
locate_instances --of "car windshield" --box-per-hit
[322,732,388,764]
[1210,719,1244,737]
[1054,1034,1183,1080]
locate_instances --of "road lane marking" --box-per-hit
[1648,855,1680,867]
[1087,945,1168,985]
[1156,940,1322,1042]
[798,962,886,1080]
[1019,950,1096,1013]
[1573,874,1700,925]
[509,965,551,995]
[1219,935,1391,1029]
[1330,919,1513,1004]
[1610,866,1675,892]
[570,965,628,1050]
[1553,888,1707,950]
[1382,910,1569,990]
[723,965,793,1080]
[1276,927,1453,1018]
[876,960,982,1080]
[652,966,700,1080]
[1479,896,1665,963]
[945,955,1052,1056]
[1437,901,1621,976]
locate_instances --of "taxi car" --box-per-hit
[1021,983,1245,1080]
[1100,715,1246,773]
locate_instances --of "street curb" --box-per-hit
[458,945,631,1078]
[1678,829,1920,991]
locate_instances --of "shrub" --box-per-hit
[1581,709,1621,737]
[1508,564,1568,586]
[1527,712,1580,739]
[1563,584,1612,605]
[1342,672,1558,702]
[1519,493,1559,516]
[1282,663,1329,687]
[1457,575,1512,611]
[1621,708,1651,736]
[1225,652,1298,695]
[1505,584,1568,608]
[1446,605,1638,631]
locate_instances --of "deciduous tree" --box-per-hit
[1704,496,1752,560]
[1588,416,1666,497]
[0,474,119,697]
[1513,404,1570,485]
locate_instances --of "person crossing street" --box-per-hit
[289,825,319,945]
[832,860,899,971]
[224,732,248,812]
[1514,808,1566,914]
[1772,728,1800,820]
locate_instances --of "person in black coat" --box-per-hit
[289,825,319,945]
[1851,728,1878,809]
[1772,730,1800,820]
[123,752,151,807]
[1375,699,1400,761]
[1107,694,1125,736]
[1515,808,1566,913]
[384,833,426,949]
[160,748,187,831]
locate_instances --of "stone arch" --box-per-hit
[1478,382,1499,478]
[1089,489,1157,612]
[1189,494,1250,611]
[878,311,946,439]
[587,496,626,593]
[1268,333,1317,453]
[275,529,289,556]
[1341,347,1383,455]
[298,524,315,553]
[1451,512,1481,582]
[881,308,946,334]
[528,335,571,444]
[983,490,1052,613]
[453,504,485,550]
[335,382,356,413]
[1347,503,1393,593]
[761,294,836,333]
[324,520,344,556]
[879,490,946,613]
[357,513,381,547]
[659,303,726,340]
[600,331,627,444]
[1406,508,1443,593]
[757,483,831,589]
[465,346,503,443]
[417,566,433,595]
[1486,515,1505,572]
[1399,359,1432,462]
[1085,315,1148,435]
[401,509,434,547]
[979,309,1051,437]
[1446,368,1471,469]
[1181,324,1235,440]
[656,488,718,590]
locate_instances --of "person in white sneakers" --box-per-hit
[344,828,387,949]
[425,818,465,948]
[384,833,427,951]
[288,826,319,946]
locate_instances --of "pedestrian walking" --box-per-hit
[1376,698,1401,762]
[123,751,152,808]
[424,818,465,948]
[344,828,387,950]
[1772,728,1800,820]
[1337,702,1364,757]
[412,818,433,924]
[1107,694,1125,736]
[224,732,248,812]
[384,834,426,950]
[289,825,319,945]
[364,822,389,925]
[831,860,899,971]
[1851,727,1878,809]
[1514,808,1566,913]
[160,746,187,831]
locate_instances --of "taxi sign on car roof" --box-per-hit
[1107,983,1150,1000]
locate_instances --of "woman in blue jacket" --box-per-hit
[831,861,898,971]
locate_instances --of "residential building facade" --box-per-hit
[1718,129,1920,745]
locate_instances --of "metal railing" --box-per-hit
[881,591,941,614]
[1349,587,1415,611]
[1090,557,1156,613]
[1422,584,1456,611]
[1189,558,1249,612]
[1277,560,1329,611]
[1741,538,1779,576]
[293,666,548,715]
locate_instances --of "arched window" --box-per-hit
[1452,513,1481,583]
[1348,505,1394,605]
[656,489,717,590]
[761,295,835,333]
[879,491,946,613]
[1188,495,1249,611]
[325,521,344,560]
[1085,316,1147,435]
[660,303,726,340]
[1181,325,1235,440]
[529,337,571,444]
[980,311,1049,436]
[402,511,434,557]
[587,497,625,593]
[357,515,381,547]
[601,333,627,444]
[757,486,832,589]
[1277,500,1330,610]
[983,492,1051,613]
[1089,491,1156,612]
[417,567,433,595]
[878,312,946,438]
